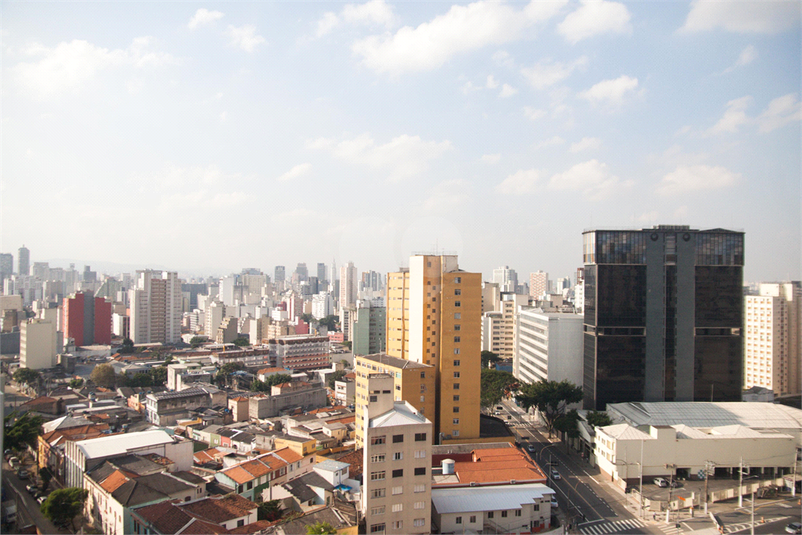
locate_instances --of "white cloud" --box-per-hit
[460,81,482,94]
[547,159,631,200]
[523,107,546,121]
[277,163,312,182]
[486,75,500,89]
[226,25,265,52]
[352,0,566,75]
[721,45,758,74]
[558,0,632,43]
[308,133,452,182]
[658,165,740,195]
[757,93,802,133]
[520,56,588,90]
[496,169,541,194]
[707,96,752,135]
[569,137,601,153]
[316,0,396,37]
[579,75,638,105]
[499,84,518,98]
[682,0,800,33]
[188,8,224,30]
[481,154,501,164]
[13,37,176,100]
[492,50,515,68]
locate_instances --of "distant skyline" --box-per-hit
[3,1,800,283]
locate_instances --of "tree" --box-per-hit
[342,340,351,350]
[306,521,336,534]
[481,350,501,368]
[90,363,117,388]
[586,411,613,428]
[251,373,292,391]
[480,369,518,409]
[40,487,88,530]
[189,336,206,348]
[554,409,581,452]
[318,315,338,331]
[301,313,315,324]
[4,412,44,450]
[39,466,53,493]
[13,367,40,386]
[233,337,250,347]
[69,378,84,389]
[257,500,283,521]
[327,369,347,389]
[339,359,349,368]
[150,365,168,387]
[215,362,246,386]
[517,379,584,438]
[119,338,135,354]
[122,372,154,388]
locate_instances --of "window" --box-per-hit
[515,510,522,517]
[455,277,461,283]
[415,432,427,442]
[453,395,460,401]
[391,504,403,512]
[454,336,460,343]
[470,516,477,523]
[393,452,403,461]
[455,289,462,296]
[488,512,494,519]
[370,523,386,533]
[420,371,426,379]
[391,521,402,530]
[453,406,460,413]
[237,519,245,527]
[370,471,386,481]
[392,469,404,478]
[453,418,459,424]
[453,430,459,436]
[456,516,462,524]
[420,384,426,392]
[371,506,385,516]
[371,454,386,463]
[454,383,460,390]
[392,486,403,495]
[455,301,461,307]
[453,348,460,354]
[414,519,425,527]
[371,436,386,445]
[501,511,508,518]
[415,450,426,459]
[454,360,460,366]
[370,395,377,402]
[246,481,252,490]
[454,312,461,319]
[414,484,426,493]
[371,488,386,498]
[453,371,460,378]
[392,434,404,443]
[454,324,461,331]
[414,467,426,476]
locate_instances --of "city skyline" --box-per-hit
[3,1,800,282]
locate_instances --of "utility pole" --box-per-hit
[750,489,755,535]
[665,464,676,524]
[638,439,644,519]
[739,457,743,508]
[703,461,714,514]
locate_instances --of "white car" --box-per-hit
[551,469,561,480]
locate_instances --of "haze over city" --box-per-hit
[2,0,800,281]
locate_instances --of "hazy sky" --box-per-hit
[3,1,800,283]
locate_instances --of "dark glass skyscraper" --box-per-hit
[582,225,744,410]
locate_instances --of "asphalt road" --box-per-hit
[2,464,67,534]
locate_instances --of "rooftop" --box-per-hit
[431,483,554,514]
[370,401,430,428]
[609,401,802,429]
[358,352,432,370]
[77,430,175,459]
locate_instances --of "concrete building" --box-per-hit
[513,308,584,387]
[529,271,549,300]
[248,382,328,419]
[20,318,58,369]
[216,316,238,344]
[311,292,334,320]
[129,270,182,344]
[583,226,744,410]
[0,253,13,282]
[340,261,358,310]
[482,281,501,314]
[18,245,30,276]
[492,266,518,294]
[744,282,801,397]
[352,301,386,356]
[386,254,482,442]
[482,293,528,359]
[271,334,330,371]
[204,299,226,339]
[144,387,221,426]
[362,374,433,535]
[62,290,112,347]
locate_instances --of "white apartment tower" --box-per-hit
[744,282,802,397]
[481,293,528,359]
[340,261,358,310]
[513,307,584,387]
[492,266,518,293]
[362,374,432,535]
[129,270,182,344]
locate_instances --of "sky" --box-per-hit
[2,0,800,284]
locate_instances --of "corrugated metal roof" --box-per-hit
[77,430,174,459]
[610,402,802,429]
[432,483,554,514]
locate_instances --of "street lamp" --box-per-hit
[538,443,559,463]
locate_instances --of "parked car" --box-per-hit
[37,496,47,505]
[25,484,37,494]
[551,469,561,480]
[550,496,559,508]
[496,406,504,411]
[653,477,668,487]
[8,457,19,469]
[17,469,29,480]
[786,522,802,534]
[527,444,536,453]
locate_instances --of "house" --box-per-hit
[272,497,358,535]
[130,494,262,535]
[272,471,335,513]
[214,448,305,502]
[37,422,110,485]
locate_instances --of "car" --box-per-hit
[786,522,802,534]
[550,496,559,508]
[527,444,536,453]
[653,477,668,487]
[37,496,47,505]
[493,411,501,416]
[25,484,37,494]
[496,406,504,411]
[17,469,29,480]
[551,469,561,480]
[8,456,19,469]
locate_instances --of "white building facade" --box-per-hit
[513,307,584,386]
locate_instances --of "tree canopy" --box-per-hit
[587,411,613,428]
[215,362,246,386]
[69,378,84,389]
[13,367,40,386]
[251,373,292,392]
[189,336,206,348]
[40,487,88,530]
[90,363,117,388]
[317,315,338,331]
[553,409,581,451]
[233,337,250,347]
[480,369,518,409]
[517,379,583,437]
[4,411,44,450]
[119,338,135,354]
[481,350,501,368]
[257,500,283,522]
[327,369,347,389]
[306,521,336,534]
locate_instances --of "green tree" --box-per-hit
[318,315,338,331]
[480,369,518,409]
[215,362,246,386]
[339,359,349,368]
[90,363,117,388]
[306,521,336,534]
[13,367,40,386]
[4,412,44,450]
[586,411,613,428]
[327,369,347,389]
[40,487,88,530]
[342,340,351,350]
[301,313,315,324]
[257,500,283,521]
[251,373,293,392]
[150,365,168,387]
[481,350,501,368]
[69,378,84,389]
[119,338,135,354]
[123,372,154,388]
[189,336,206,348]
[39,466,53,493]
[554,409,581,452]
[517,379,584,438]
[233,337,250,347]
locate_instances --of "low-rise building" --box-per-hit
[248,382,327,419]
[130,494,262,535]
[271,334,331,371]
[144,388,214,426]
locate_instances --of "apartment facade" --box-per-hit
[386,254,482,441]
[20,318,58,370]
[744,282,801,396]
[352,302,386,357]
[129,270,182,344]
[482,293,528,359]
[513,308,584,387]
